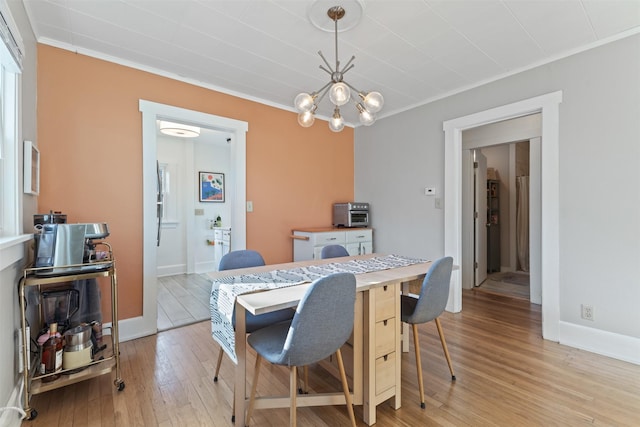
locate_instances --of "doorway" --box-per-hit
[470,140,532,300]
[121,100,248,340]
[443,91,562,342]
[155,126,233,331]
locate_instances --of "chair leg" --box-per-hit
[246,354,263,426]
[335,349,357,427]
[301,366,309,394]
[296,366,308,394]
[434,317,456,380]
[289,366,297,427]
[231,384,235,423]
[213,347,224,382]
[411,324,426,408]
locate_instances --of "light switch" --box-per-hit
[247,201,253,212]
[195,208,204,216]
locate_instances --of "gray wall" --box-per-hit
[355,34,640,353]
[0,0,37,422]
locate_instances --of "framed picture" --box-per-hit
[199,171,225,202]
[24,140,40,195]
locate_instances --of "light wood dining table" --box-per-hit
[207,254,432,426]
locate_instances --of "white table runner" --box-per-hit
[210,254,426,363]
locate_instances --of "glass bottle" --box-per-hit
[40,322,63,382]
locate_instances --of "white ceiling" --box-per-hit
[22,0,640,132]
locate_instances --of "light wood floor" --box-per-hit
[476,271,530,300]
[157,274,212,331]
[24,291,640,426]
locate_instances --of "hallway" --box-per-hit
[476,271,530,300]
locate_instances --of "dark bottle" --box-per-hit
[40,323,63,382]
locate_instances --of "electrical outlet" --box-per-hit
[581,304,594,321]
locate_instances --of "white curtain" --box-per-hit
[516,176,530,272]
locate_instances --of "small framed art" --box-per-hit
[199,171,225,202]
[24,140,40,195]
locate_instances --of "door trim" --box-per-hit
[443,91,562,341]
[118,100,248,340]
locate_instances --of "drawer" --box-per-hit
[375,318,396,358]
[313,231,345,246]
[374,285,396,322]
[375,352,396,395]
[345,229,372,244]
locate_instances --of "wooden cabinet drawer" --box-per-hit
[375,318,396,358]
[374,285,396,322]
[375,352,396,395]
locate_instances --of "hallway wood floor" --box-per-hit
[476,271,530,300]
[24,291,640,426]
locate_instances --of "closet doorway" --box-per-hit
[460,113,542,304]
[472,140,532,300]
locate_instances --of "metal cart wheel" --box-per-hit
[115,380,125,391]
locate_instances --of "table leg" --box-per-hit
[235,304,247,427]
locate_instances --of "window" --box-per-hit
[0,2,22,238]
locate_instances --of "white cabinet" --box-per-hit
[213,227,231,270]
[346,230,373,256]
[292,228,373,261]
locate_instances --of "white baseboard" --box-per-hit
[559,321,640,365]
[157,264,186,277]
[109,316,156,342]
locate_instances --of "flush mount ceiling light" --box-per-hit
[158,120,201,138]
[295,1,384,132]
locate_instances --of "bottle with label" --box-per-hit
[40,323,63,382]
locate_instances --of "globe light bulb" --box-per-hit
[298,110,315,127]
[359,107,376,126]
[362,91,384,113]
[329,108,345,132]
[294,93,314,112]
[329,82,350,106]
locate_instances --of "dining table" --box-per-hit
[208,253,432,426]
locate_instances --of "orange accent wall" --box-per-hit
[37,45,354,321]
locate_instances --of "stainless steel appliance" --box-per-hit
[34,223,111,276]
[333,202,370,228]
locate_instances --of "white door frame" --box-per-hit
[119,100,248,341]
[444,91,562,341]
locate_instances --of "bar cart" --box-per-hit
[18,241,124,420]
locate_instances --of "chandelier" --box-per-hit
[294,4,384,132]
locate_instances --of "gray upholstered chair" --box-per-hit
[214,249,295,421]
[246,272,357,427]
[320,244,349,259]
[401,256,456,409]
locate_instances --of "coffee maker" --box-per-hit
[33,220,110,276]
